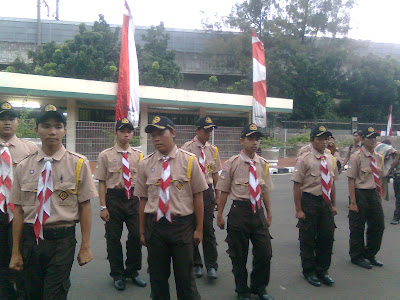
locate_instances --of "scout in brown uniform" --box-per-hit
[217,124,273,300]
[134,116,208,300]
[0,102,38,299]
[346,126,384,269]
[291,125,338,287]
[181,116,221,279]
[9,104,98,300]
[94,118,146,290]
[343,130,362,168]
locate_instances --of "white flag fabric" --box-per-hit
[252,30,267,128]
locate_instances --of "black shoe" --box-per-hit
[258,293,274,300]
[132,274,147,287]
[317,273,335,286]
[352,259,372,269]
[368,257,383,267]
[390,218,399,225]
[303,273,321,287]
[194,266,203,278]
[114,279,126,291]
[207,267,217,279]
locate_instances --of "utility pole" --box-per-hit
[36,0,41,50]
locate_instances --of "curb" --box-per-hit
[270,167,294,174]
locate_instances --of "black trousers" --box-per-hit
[22,224,76,300]
[145,214,200,300]
[349,189,385,261]
[393,174,400,220]
[193,185,218,270]
[0,214,16,300]
[105,189,142,279]
[226,201,272,297]
[297,192,335,275]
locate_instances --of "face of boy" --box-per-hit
[195,128,213,144]
[151,129,176,155]
[311,135,328,153]
[34,118,66,147]
[116,127,134,144]
[240,134,261,155]
[0,114,18,139]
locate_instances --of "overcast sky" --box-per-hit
[2,0,399,44]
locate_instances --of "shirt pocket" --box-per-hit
[146,177,160,200]
[233,177,249,195]
[360,166,372,183]
[53,181,77,206]
[20,182,38,206]
[171,173,192,197]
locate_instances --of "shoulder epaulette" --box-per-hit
[131,147,142,153]
[179,148,196,157]
[67,150,88,160]
[19,151,38,164]
[142,152,155,161]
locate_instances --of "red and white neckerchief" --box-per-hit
[0,143,14,222]
[122,151,131,199]
[370,156,382,195]
[320,156,331,204]
[157,155,172,222]
[240,154,261,213]
[33,157,53,242]
[193,138,206,175]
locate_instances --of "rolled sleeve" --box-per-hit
[213,152,222,174]
[77,158,98,202]
[93,153,107,181]
[291,159,305,184]
[133,161,148,198]
[215,160,232,193]
[346,155,358,179]
[9,164,22,205]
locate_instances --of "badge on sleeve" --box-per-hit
[220,171,227,180]
[29,170,34,174]
[59,191,68,201]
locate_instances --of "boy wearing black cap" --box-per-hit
[181,116,221,279]
[94,118,146,290]
[291,125,338,287]
[134,116,208,300]
[9,104,98,299]
[0,102,38,299]
[216,123,274,300]
[346,126,385,269]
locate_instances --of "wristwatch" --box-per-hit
[100,206,107,211]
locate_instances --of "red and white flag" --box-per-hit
[115,0,140,127]
[252,30,267,128]
[387,105,393,136]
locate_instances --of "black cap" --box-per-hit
[116,118,134,131]
[360,126,380,138]
[241,123,263,138]
[36,104,66,125]
[196,116,217,129]
[310,125,332,138]
[145,116,175,133]
[0,102,17,118]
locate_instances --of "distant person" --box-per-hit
[327,135,342,172]
[291,125,338,287]
[181,116,221,279]
[343,130,362,168]
[346,126,384,269]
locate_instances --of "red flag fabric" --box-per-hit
[252,30,267,128]
[387,105,393,136]
[116,0,140,127]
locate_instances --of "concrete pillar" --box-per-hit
[140,104,148,155]
[66,99,77,152]
[199,107,206,118]
[351,117,358,134]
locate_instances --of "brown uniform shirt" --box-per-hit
[216,151,273,201]
[134,145,208,217]
[181,136,222,185]
[291,146,338,196]
[346,142,362,160]
[0,135,38,169]
[346,146,383,189]
[94,144,143,189]
[297,144,331,159]
[9,146,98,226]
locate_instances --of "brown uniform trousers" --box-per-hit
[145,214,200,300]
[105,188,142,279]
[349,189,384,261]
[21,224,76,300]
[297,192,335,275]
[226,201,272,297]
[193,185,217,270]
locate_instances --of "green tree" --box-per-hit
[137,23,183,87]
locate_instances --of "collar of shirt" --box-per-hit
[114,143,133,154]
[0,135,19,147]
[356,142,362,148]
[36,145,66,162]
[240,150,261,164]
[194,136,208,149]
[311,146,325,159]
[361,146,373,157]
[155,145,178,161]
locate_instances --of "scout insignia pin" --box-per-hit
[250,124,257,130]
[59,191,68,201]
[45,104,57,111]
[1,102,11,110]
[205,117,212,124]
[177,182,183,190]
[122,118,129,123]
[319,126,326,132]
[152,116,161,124]
[29,170,34,174]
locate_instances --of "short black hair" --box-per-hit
[36,115,67,128]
